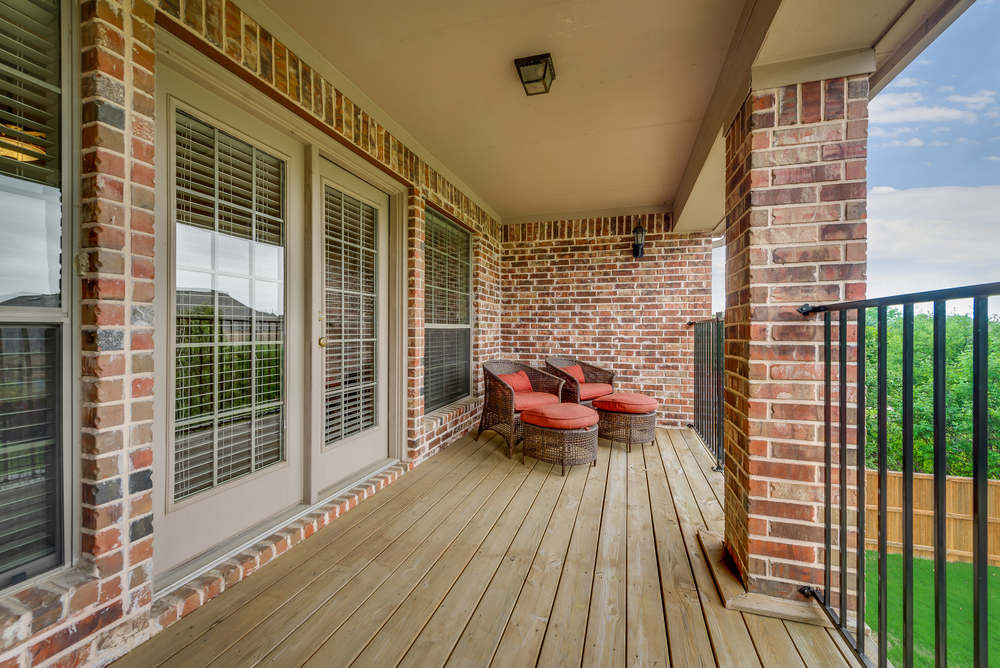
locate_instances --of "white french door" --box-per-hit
[152,64,306,580]
[307,160,390,495]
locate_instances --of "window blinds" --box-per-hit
[0,325,60,584]
[424,211,471,412]
[0,0,61,187]
[323,185,378,445]
[173,110,285,502]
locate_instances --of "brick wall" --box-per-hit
[500,214,712,426]
[723,77,868,597]
[0,0,507,664]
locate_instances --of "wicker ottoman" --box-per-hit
[593,392,659,453]
[520,403,599,476]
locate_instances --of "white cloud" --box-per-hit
[883,138,925,147]
[916,60,933,65]
[870,186,897,193]
[984,156,1000,161]
[891,77,923,88]
[868,126,915,138]
[868,186,1000,298]
[932,127,951,133]
[930,140,947,146]
[990,136,1000,142]
[922,162,932,166]
[939,86,956,92]
[945,90,998,110]
[869,92,977,124]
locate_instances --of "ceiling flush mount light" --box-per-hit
[632,223,647,259]
[514,53,556,96]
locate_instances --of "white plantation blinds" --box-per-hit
[0,0,62,308]
[424,210,471,412]
[0,0,60,186]
[173,110,285,502]
[324,185,378,445]
[0,326,59,586]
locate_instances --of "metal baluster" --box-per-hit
[972,297,988,668]
[903,303,914,668]
[825,312,833,607]
[878,306,888,668]
[856,307,867,654]
[933,300,947,668]
[839,310,849,627]
[716,317,725,471]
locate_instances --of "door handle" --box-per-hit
[318,337,328,347]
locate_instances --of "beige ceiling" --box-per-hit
[261,0,745,222]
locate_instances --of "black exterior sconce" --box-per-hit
[632,223,647,258]
[514,53,556,96]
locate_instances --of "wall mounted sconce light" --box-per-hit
[514,53,556,96]
[632,223,647,258]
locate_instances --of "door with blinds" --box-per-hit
[152,64,306,581]
[309,159,389,491]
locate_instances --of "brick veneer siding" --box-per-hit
[723,77,868,597]
[500,214,712,426]
[0,0,507,664]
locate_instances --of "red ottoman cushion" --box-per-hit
[592,392,659,414]
[522,403,599,430]
[579,382,613,401]
[514,391,560,412]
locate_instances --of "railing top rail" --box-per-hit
[798,281,1000,315]
[686,316,724,326]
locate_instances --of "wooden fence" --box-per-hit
[864,470,1000,567]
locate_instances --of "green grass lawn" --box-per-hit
[864,551,1000,667]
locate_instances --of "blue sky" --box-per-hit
[867,0,1000,301]
[712,1,1000,313]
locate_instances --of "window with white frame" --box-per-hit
[0,0,67,588]
[424,209,471,412]
[172,109,286,501]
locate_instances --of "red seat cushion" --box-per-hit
[498,370,532,392]
[514,391,560,412]
[579,382,614,401]
[563,364,586,383]
[522,403,599,430]
[592,392,659,414]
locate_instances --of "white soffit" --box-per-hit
[673,131,725,234]
[755,0,914,68]
[259,0,745,221]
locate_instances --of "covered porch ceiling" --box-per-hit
[260,0,974,229]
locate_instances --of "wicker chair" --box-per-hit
[475,360,564,458]
[545,356,616,406]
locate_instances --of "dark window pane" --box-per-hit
[0,325,60,585]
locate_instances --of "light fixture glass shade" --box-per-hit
[632,224,647,246]
[514,53,555,96]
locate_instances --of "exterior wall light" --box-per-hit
[514,53,556,96]
[632,223,647,258]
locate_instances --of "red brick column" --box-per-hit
[724,77,868,597]
[406,190,427,460]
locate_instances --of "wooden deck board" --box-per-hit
[114,429,866,668]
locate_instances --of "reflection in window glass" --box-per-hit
[0,176,61,307]
[173,110,286,501]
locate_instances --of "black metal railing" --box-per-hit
[689,315,724,471]
[798,281,999,668]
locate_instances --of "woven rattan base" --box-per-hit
[521,423,598,476]
[596,409,657,453]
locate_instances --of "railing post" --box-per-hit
[972,297,988,668]
[715,316,724,471]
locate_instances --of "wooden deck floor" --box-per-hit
[117,429,864,668]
